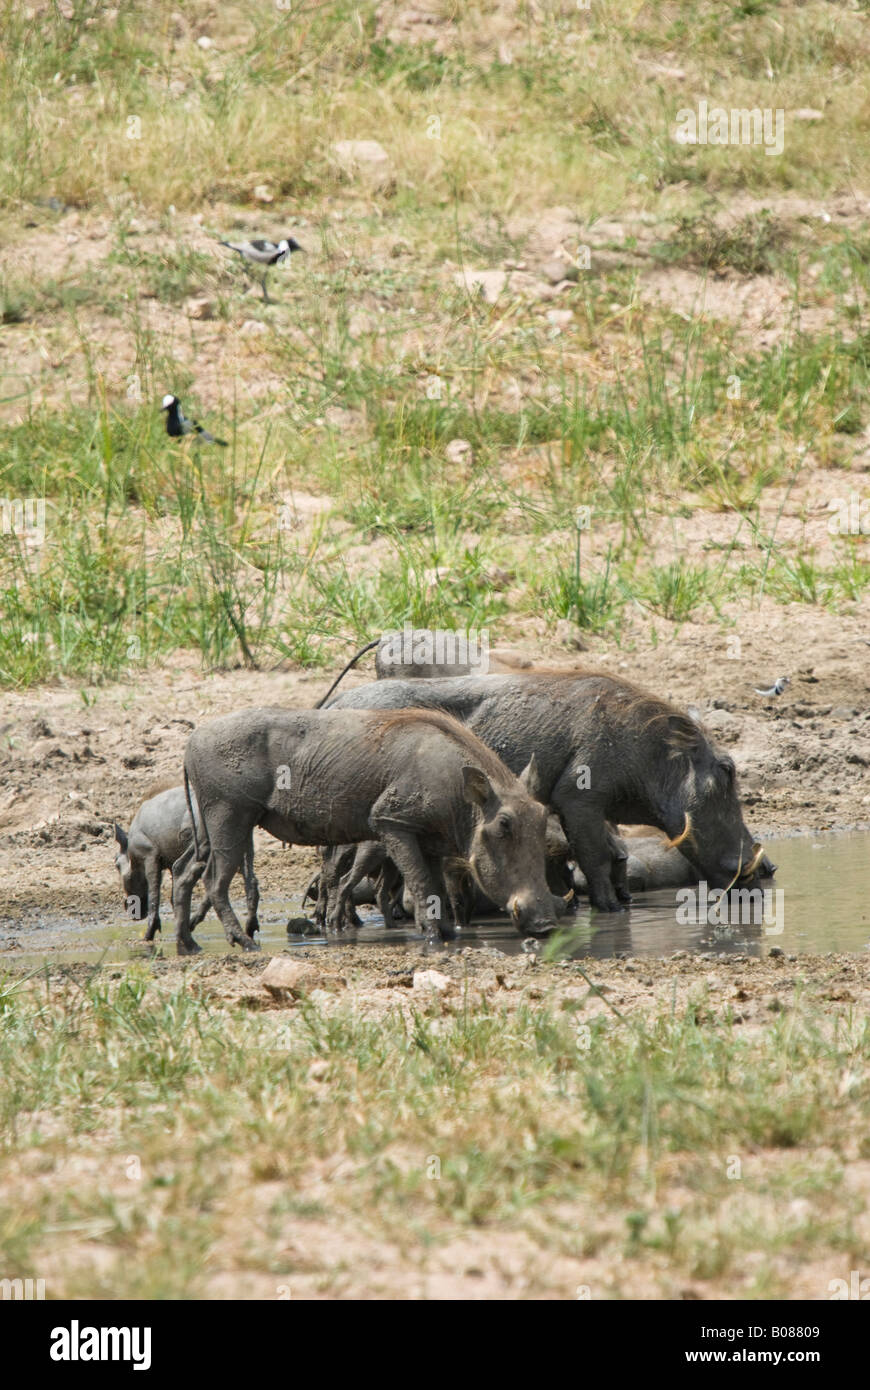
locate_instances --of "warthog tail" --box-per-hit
[184,765,201,862]
[315,637,379,708]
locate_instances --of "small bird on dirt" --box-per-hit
[754,676,790,697]
[219,235,302,302]
[161,394,227,447]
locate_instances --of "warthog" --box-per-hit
[314,630,531,708]
[311,809,576,932]
[327,673,769,912]
[114,785,259,942]
[174,706,569,954]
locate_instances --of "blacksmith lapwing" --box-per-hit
[161,395,227,447]
[220,235,302,302]
[754,676,790,697]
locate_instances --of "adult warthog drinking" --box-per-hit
[327,673,770,912]
[174,706,568,955]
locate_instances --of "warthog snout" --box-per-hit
[717,842,768,883]
[507,889,568,936]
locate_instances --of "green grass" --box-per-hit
[0,0,868,686]
[651,210,787,277]
[0,964,867,1297]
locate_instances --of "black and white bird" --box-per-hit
[754,676,790,697]
[161,394,227,447]
[220,235,302,302]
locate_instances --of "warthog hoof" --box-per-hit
[239,935,260,952]
[177,937,203,956]
[425,923,457,944]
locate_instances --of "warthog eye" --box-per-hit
[718,758,735,783]
[496,813,513,836]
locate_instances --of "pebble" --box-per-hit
[412,969,452,994]
[541,257,579,285]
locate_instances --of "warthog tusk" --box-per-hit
[666,812,693,850]
[741,842,766,878]
[562,888,575,905]
[723,842,767,893]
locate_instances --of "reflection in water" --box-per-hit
[3,831,869,966]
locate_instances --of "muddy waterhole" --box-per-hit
[2,830,868,968]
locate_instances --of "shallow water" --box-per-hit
[2,830,868,968]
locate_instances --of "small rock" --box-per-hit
[453,268,506,304]
[792,108,823,121]
[554,618,588,651]
[348,311,378,339]
[487,567,514,589]
[332,139,394,193]
[240,319,268,335]
[253,184,274,204]
[445,438,473,466]
[196,34,213,50]
[768,946,785,958]
[830,706,856,720]
[185,296,216,321]
[546,309,574,326]
[541,257,579,285]
[412,969,452,994]
[261,958,317,998]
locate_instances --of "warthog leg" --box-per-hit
[199,810,261,953]
[171,845,206,955]
[443,861,472,930]
[143,857,163,941]
[606,825,632,905]
[372,825,456,942]
[241,832,260,938]
[320,845,358,932]
[334,841,385,931]
[553,793,627,913]
[376,858,407,926]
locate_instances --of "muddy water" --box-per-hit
[2,831,868,968]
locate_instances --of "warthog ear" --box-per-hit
[461,764,494,808]
[114,823,128,852]
[518,753,547,802]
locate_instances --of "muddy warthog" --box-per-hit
[114,785,259,943]
[327,673,769,912]
[310,807,575,933]
[174,706,569,954]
